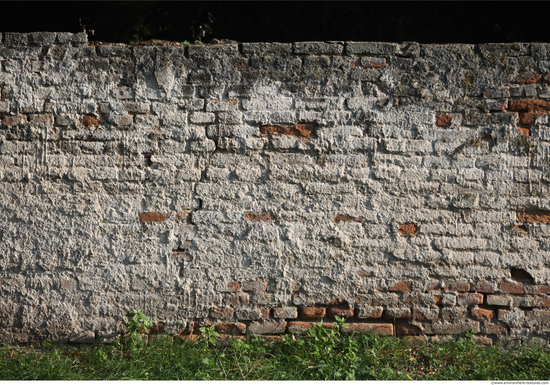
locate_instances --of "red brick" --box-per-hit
[516,72,542,84]
[388,281,412,292]
[245,211,272,222]
[432,294,444,305]
[517,127,530,136]
[475,281,495,294]
[383,308,411,320]
[533,297,550,308]
[528,286,550,295]
[82,114,100,127]
[328,298,346,306]
[508,99,550,111]
[398,223,418,235]
[470,307,495,321]
[214,322,246,335]
[446,282,470,292]
[500,281,525,294]
[457,293,484,307]
[518,210,550,223]
[327,306,354,319]
[436,114,452,127]
[299,307,326,320]
[139,211,171,222]
[396,323,422,336]
[343,323,393,335]
[412,307,439,321]
[519,111,546,125]
[334,214,362,222]
[259,123,314,137]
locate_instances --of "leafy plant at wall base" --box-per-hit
[124,309,152,344]
[199,325,220,346]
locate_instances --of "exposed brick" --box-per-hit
[210,307,234,320]
[174,210,191,222]
[226,293,249,306]
[343,323,393,335]
[328,298,345,306]
[273,307,298,319]
[532,297,550,308]
[508,99,550,111]
[441,308,467,321]
[519,111,547,125]
[287,321,337,335]
[139,212,171,222]
[388,281,412,292]
[82,114,100,127]
[234,308,262,320]
[259,123,314,137]
[500,281,524,294]
[299,307,326,320]
[398,223,418,235]
[482,323,508,335]
[457,293,484,307]
[528,286,550,295]
[436,114,452,127]
[396,323,422,336]
[412,307,439,321]
[227,282,241,292]
[475,281,495,294]
[516,72,542,84]
[371,293,399,307]
[326,306,354,319]
[334,214,363,222]
[518,210,550,224]
[2,114,27,126]
[446,282,470,292]
[383,308,411,320]
[241,281,267,292]
[517,127,530,136]
[425,281,444,291]
[470,307,495,320]
[260,308,270,319]
[356,306,383,319]
[213,322,246,335]
[245,211,272,222]
[487,295,512,307]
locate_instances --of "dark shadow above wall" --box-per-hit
[2,1,550,45]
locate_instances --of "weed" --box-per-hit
[199,325,220,346]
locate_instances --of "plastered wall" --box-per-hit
[2,32,550,346]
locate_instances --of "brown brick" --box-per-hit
[457,293,484,307]
[528,286,550,295]
[226,293,249,306]
[334,214,362,222]
[2,114,27,126]
[446,282,470,292]
[343,323,393,335]
[356,306,383,319]
[299,307,326,320]
[425,280,444,291]
[245,211,272,222]
[396,323,422,335]
[441,308,467,321]
[436,114,452,127]
[516,72,542,84]
[259,123,314,137]
[260,308,270,319]
[517,127,530,136]
[388,281,412,292]
[475,281,495,294]
[139,212,171,222]
[470,307,495,320]
[398,223,418,235]
[412,307,439,321]
[241,281,267,292]
[328,298,346,306]
[518,210,550,223]
[273,307,298,319]
[500,281,524,294]
[82,114,100,127]
[519,111,546,125]
[532,297,550,308]
[210,307,234,320]
[508,99,550,111]
[214,322,246,335]
[327,306,354,319]
[383,308,411,320]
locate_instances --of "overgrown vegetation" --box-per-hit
[1,314,549,380]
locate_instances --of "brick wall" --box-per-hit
[1,33,550,346]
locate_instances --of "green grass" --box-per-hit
[1,322,550,380]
